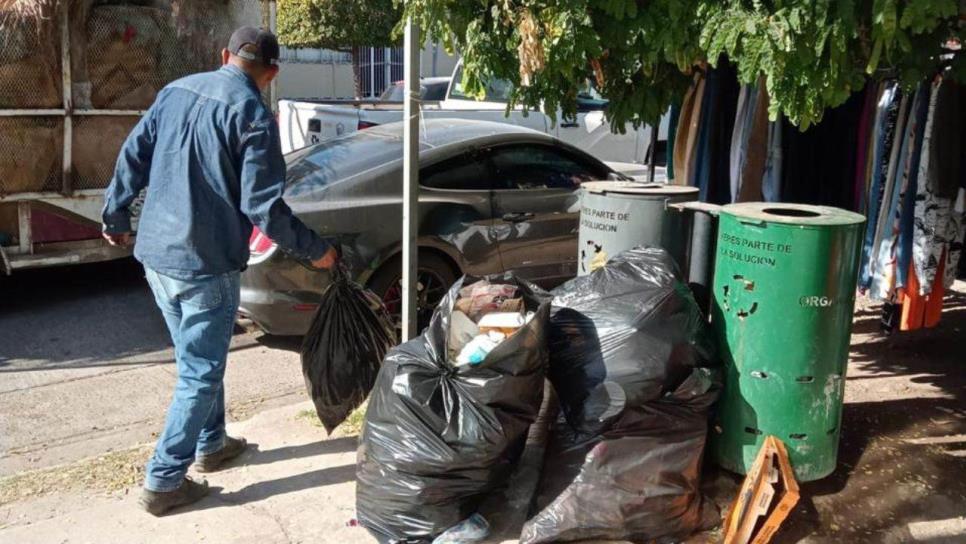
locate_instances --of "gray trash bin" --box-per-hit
[578,182,698,275]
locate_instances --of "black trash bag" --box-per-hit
[356,274,552,544]
[300,269,396,434]
[520,247,721,544]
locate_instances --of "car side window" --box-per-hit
[489,145,609,191]
[421,154,492,191]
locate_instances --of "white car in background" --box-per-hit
[277,62,669,165]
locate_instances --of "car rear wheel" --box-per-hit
[367,252,458,334]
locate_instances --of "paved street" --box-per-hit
[0,259,307,475]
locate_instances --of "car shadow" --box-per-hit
[0,259,257,373]
[0,259,174,366]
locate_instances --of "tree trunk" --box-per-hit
[351,45,362,99]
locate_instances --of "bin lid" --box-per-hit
[582,181,700,196]
[721,202,865,227]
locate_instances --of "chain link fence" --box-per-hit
[0,7,62,110]
[1,0,267,196]
[0,117,64,196]
[72,115,138,190]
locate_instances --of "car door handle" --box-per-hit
[560,121,580,128]
[502,212,535,223]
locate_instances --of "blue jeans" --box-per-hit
[143,267,240,492]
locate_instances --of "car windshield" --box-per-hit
[380,81,448,101]
[422,81,449,101]
[379,83,405,101]
[449,66,600,109]
[285,131,402,196]
[449,66,513,103]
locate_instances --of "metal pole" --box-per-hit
[17,202,32,254]
[385,47,392,89]
[60,4,73,195]
[401,19,421,342]
[269,0,278,113]
[647,124,658,183]
[687,208,717,315]
[432,42,438,77]
[370,47,376,98]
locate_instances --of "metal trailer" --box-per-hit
[0,1,276,275]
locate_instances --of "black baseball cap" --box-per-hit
[228,26,280,67]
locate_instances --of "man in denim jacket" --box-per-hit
[102,27,337,515]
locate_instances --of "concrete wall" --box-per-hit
[278,62,356,100]
[420,43,460,79]
[278,43,459,100]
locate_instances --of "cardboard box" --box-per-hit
[723,436,801,544]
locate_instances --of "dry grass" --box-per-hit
[0,444,152,506]
[296,402,368,437]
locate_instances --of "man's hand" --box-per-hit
[103,231,132,247]
[311,246,339,270]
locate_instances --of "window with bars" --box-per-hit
[357,46,404,98]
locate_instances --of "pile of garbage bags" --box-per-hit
[522,247,720,543]
[356,274,552,542]
[354,247,721,543]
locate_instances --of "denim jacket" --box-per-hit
[102,65,329,278]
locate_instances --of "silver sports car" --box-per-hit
[239,119,621,335]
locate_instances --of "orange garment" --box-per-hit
[899,254,945,331]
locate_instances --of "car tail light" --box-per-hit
[248,227,277,264]
[358,120,379,130]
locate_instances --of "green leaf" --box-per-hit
[866,37,883,74]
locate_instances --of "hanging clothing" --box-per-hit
[853,83,879,213]
[869,92,911,274]
[693,61,740,204]
[899,258,946,331]
[666,102,680,182]
[858,82,902,292]
[673,72,705,187]
[734,79,770,202]
[780,89,865,207]
[943,188,965,289]
[912,78,963,295]
[691,71,715,195]
[709,64,741,204]
[761,119,783,202]
[896,83,932,290]
[729,84,754,201]
[868,92,913,300]
[930,80,964,199]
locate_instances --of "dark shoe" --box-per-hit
[195,436,248,473]
[140,476,209,516]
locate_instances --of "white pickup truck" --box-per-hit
[278,63,668,165]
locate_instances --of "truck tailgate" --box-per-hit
[278,100,364,153]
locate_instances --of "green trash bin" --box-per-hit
[710,202,865,482]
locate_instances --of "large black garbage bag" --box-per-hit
[520,247,721,544]
[300,271,396,434]
[356,274,552,544]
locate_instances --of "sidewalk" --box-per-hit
[2,283,965,544]
[0,399,581,544]
[0,401,371,544]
